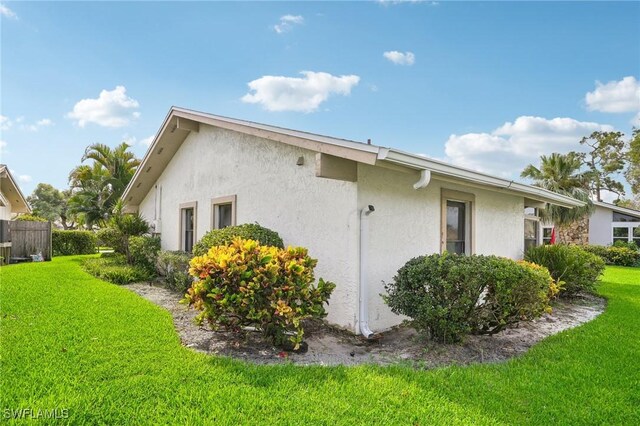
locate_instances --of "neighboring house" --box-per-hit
[0,165,31,220]
[122,107,584,335]
[528,201,640,247]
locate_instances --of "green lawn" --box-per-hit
[1,257,639,425]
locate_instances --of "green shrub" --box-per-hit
[129,236,161,273]
[96,227,124,252]
[582,245,640,267]
[612,240,639,251]
[81,255,152,285]
[525,244,605,296]
[156,250,193,293]
[52,230,97,256]
[192,223,284,256]
[14,214,48,222]
[384,253,557,343]
[184,238,335,350]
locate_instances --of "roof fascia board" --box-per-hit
[594,201,640,217]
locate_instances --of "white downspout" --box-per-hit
[413,169,431,189]
[359,204,375,339]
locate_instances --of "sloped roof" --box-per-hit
[0,165,31,214]
[122,107,585,210]
[594,200,640,218]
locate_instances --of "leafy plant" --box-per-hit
[524,244,605,296]
[52,230,97,256]
[14,214,48,222]
[384,253,557,343]
[81,254,152,285]
[156,250,193,293]
[129,236,161,273]
[184,238,335,350]
[611,240,639,251]
[582,245,640,267]
[192,223,284,256]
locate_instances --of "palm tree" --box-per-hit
[68,143,140,228]
[521,152,593,226]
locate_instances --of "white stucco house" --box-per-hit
[121,107,584,336]
[585,201,640,246]
[0,165,31,221]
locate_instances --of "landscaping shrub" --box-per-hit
[582,245,640,267]
[156,250,193,293]
[82,254,152,285]
[184,238,335,350]
[384,253,557,343]
[612,240,639,251]
[129,236,161,273]
[52,230,97,256]
[192,223,284,256]
[524,244,605,296]
[14,214,48,222]
[96,227,124,252]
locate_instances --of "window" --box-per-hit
[613,211,640,222]
[542,227,553,245]
[524,219,538,252]
[211,195,236,230]
[441,189,474,255]
[179,202,197,252]
[613,227,629,244]
[634,227,640,246]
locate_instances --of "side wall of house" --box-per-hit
[356,164,525,332]
[138,125,361,331]
[0,198,12,221]
[589,206,612,246]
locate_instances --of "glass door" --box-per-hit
[446,200,467,254]
[182,207,194,252]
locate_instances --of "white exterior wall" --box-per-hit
[356,164,525,332]
[589,206,613,246]
[0,199,12,221]
[138,125,361,331]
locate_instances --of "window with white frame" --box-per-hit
[524,207,540,252]
[179,202,197,252]
[211,195,236,230]
[441,189,475,255]
[542,227,554,245]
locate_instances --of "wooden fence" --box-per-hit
[9,221,52,261]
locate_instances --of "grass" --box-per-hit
[1,257,639,425]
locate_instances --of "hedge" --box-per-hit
[52,230,97,256]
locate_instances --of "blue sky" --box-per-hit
[1,1,639,200]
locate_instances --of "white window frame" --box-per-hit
[611,221,640,244]
[179,201,197,252]
[211,195,237,230]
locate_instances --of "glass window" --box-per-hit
[446,200,467,255]
[216,203,232,229]
[182,207,194,252]
[542,227,553,245]
[613,227,629,244]
[634,227,640,245]
[613,212,640,222]
[524,207,538,216]
[524,219,538,252]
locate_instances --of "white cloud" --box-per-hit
[0,140,6,156]
[241,71,360,112]
[274,15,304,34]
[383,51,415,66]
[585,76,640,114]
[18,174,32,183]
[140,135,155,146]
[0,3,17,19]
[0,115,11,131]
[67,86,140,128]
[24,118,54,132]
[444,116,614,177]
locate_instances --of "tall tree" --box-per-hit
[624,128,640,196]
[578,131,627,201]
[27,183,76,229]
[68,142,140,228]
[521,152,593,226]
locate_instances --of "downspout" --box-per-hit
[359,204,376,339]
[413,169,431,189]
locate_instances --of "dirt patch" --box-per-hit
[124,282,606,367]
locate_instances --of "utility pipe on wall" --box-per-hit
[413,169,431,189]
[359,204,376,339]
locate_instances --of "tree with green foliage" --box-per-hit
[521,152,593,226]
[27,183,76,229]
[68,142,140,228]
[624,128,640,196]
[578,131,627,202]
